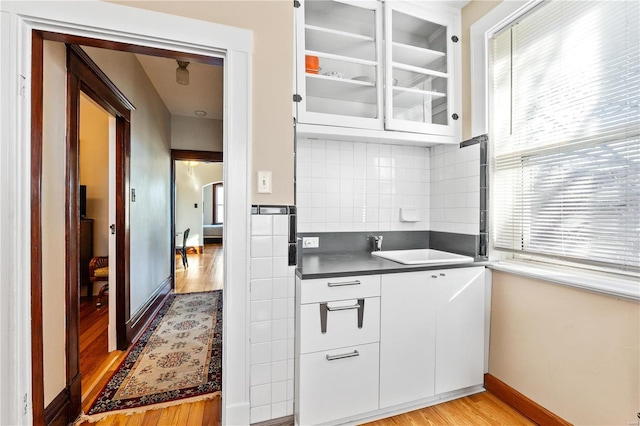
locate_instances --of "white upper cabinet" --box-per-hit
[295,0,384,129]
[295,0,461,144]
[384,2,458,136]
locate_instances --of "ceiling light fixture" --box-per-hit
[194,110,207,117]
[176,60,190,85]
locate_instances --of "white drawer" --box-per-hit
[298,342,379,426]
[300,297,380,354]
[299,274,380,304]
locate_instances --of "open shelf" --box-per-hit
[392,86,445,109]
[392,42,445,70]
[307,49,377,67]
[392,62,448,79]
[306,24,374,42]
[306,73,377,104]
[306,25,376,62]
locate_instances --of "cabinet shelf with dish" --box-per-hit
[296,0,383,129]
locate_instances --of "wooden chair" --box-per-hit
[177,228,190,269]
[89,256,109,307]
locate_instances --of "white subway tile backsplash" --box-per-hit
[251,279,272,301]
[250,212,296,422]
[272,339,287,361]
[298,138,430,232]
[271,360,287,383]
[251,342,272,365]
[272,319,288,341]
[251,363,272,386]
[250,405,271,424]
[252,215,272,236]
[250,383,272,407]
[251,258,272,279]
[272,381,287,403]
[251,236,273,258]
[251,321,272,344]
[273,215,289,236]
[271,401,287,419]
[251,300,272,322]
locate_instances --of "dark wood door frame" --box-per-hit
[170,150,223,286]
[68,44,134,420]
[31,33,224,426]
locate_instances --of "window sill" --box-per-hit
[488,261,640,302]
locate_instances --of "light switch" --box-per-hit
[257,171,272,193]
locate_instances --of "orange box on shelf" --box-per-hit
[305,55,319,74]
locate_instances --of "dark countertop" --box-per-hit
[297,251,491,279]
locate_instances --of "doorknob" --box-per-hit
[110,224,116,235]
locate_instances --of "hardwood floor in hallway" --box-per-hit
[175,243,223,293]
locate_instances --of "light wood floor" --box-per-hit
[175,243,223,293]
[78,391,531,425]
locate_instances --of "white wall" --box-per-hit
[171,115,222,152]
[82,46,172,315]
[297,138,430,233]
[80,93,110,257]
[175,162,223,248]
[41,40,67,407]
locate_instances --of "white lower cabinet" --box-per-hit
[379,271,437,408]
[434,267,486,394]
[296,267,486,425]
[298,342,380,425]
[380,267,485,408]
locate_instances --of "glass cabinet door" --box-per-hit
[296,0,383,129]
[384,3,457,136]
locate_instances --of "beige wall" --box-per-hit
[490,271,639,425]
[460,0,501,140]
[41,40,67,406]
[80,94,110,259]
[108,0,295,205]
[82,46,173,315]
[171,116,223,152]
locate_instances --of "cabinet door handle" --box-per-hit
[326,350,359,361]
[327,303,360,312]
[327,280,361,287]
[319,298,365,333]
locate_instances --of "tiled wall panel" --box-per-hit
[297,138,430,232]
[429,144,480,235]
[249,213,296,423]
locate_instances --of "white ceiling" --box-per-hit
[135,54,224,120]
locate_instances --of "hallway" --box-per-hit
[175,242,224,293]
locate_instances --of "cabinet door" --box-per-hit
[384,2,459,136]
[295,0,383,129]
[379,271,437,408]
[435,267,485,394]
[298,342,379,425]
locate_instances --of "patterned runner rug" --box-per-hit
[82,291,222,421]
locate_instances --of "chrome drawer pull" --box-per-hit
[327,303,360,312]
[319,298,366,333]
[326,350,360,361]
[327,280,361,287]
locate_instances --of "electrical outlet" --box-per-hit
[302,237,319,248]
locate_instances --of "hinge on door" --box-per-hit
[294,0,300,8]
[19,75,26,98]
[293,94,302,102]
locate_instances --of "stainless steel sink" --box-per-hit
[371,249,474,265]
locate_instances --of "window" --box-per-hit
[489,0,639,274]
[213,183,224,224]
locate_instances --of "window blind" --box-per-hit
[490,0,640,272]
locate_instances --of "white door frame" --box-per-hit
[0,2,252,425]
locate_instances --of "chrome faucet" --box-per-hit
[370,235,383,252]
